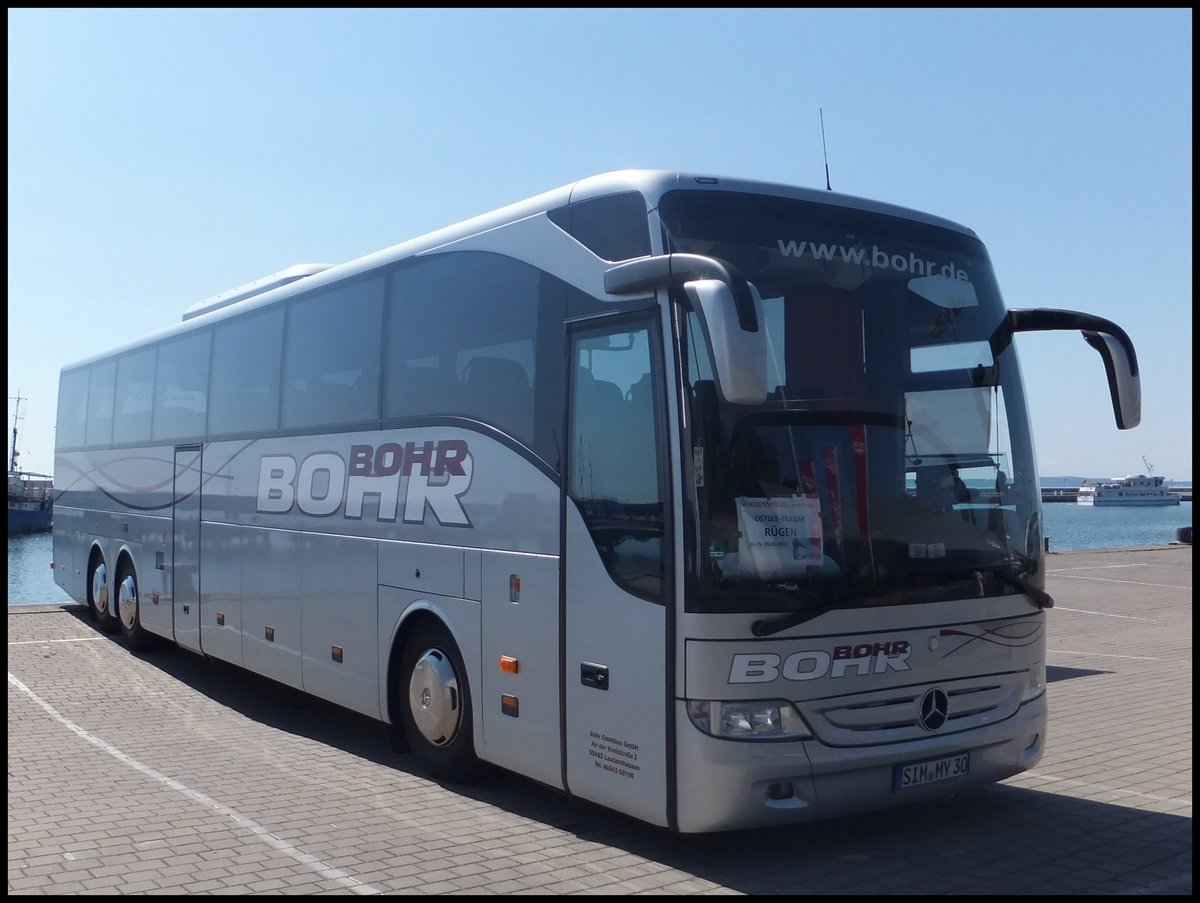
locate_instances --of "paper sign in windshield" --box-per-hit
[736,496,824,577]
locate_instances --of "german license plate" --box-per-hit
[893,752,970,790]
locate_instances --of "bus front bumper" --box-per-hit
[672,694,1046,833]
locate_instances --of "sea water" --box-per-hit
[8,531,72,606]
[1040,500,1192,553]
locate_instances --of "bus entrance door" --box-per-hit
[172,445,202,653]
[563,320,671,827]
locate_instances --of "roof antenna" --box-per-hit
[820,108,832,191]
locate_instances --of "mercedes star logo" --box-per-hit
[919,688,949,731]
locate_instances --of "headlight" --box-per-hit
[687,699,812,740]
[1021,660,1046,702]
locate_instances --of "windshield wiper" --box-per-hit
[752,567,1053,637]
[988,568,1054,609]
[751,586,897,637]
[752,601,844,637]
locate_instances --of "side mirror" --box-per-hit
[990,308,1141,429]
[604,253,768,406]
[684,280,768,405]
[1081,330,1141,429]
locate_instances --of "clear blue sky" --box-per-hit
[7,9,1193,481]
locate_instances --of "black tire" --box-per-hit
[87,554,118,632]
[398,620,480,783]
[116,559,154,651]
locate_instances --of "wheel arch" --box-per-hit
[87,540,107,574]
[386,605,436,729]
[383,598,481,755]
[114,544,138,579]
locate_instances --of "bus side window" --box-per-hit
[386,251,563,464]
[388,364,464,417]
[282,275,383,429]
[112,348,155,445]
[461,355,533,442]
[56,367,90,449]
[209,308,284,436]
[84,360,117,448]
[153,330,211,442]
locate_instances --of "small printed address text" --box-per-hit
[588,730,641,780]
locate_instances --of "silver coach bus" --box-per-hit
[52,170,1140,832]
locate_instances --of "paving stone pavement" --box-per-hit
[8,545,1191,895]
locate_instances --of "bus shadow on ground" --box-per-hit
[75,611,1190,897]
[1047,664,1111,682]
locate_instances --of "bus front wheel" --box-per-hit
[398,620,480,783]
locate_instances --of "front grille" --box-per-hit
[799,675,1022,745]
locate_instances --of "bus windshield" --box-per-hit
[660,189,1043,616]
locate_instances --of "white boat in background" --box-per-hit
[1077,459,1181,507]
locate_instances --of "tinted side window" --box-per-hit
[282,275,384,430]
[84,361,116,448]
[112,349,156,444]
[56,368,90,449]
[384,251,565,468]
[209,308,284,436]
[153,331,211,442]
[548,192,651,262]
[568,322,665,602]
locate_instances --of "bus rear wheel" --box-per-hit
[398,620,480,783]
[116,559,153,651]
[88,555,117,632]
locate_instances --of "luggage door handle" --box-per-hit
[580,662,609,691]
